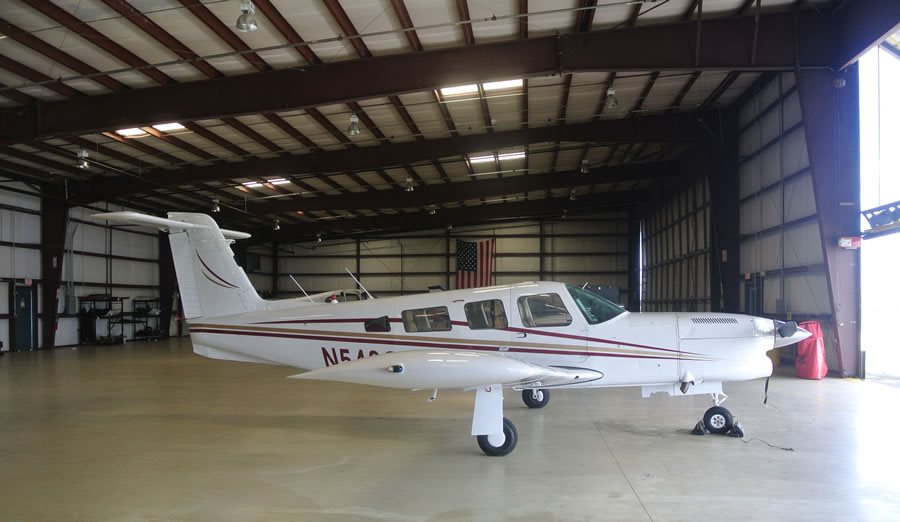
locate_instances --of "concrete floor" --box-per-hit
[1,338,898,522]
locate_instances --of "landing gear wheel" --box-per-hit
[522,389,550,409]
[703,406,734,434]
[477,417,518,457]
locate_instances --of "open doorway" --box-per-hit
[859,36,900,378]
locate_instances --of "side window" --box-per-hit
[401,306,452,332]
[364,315,391,333]
[344,291,360,301]
[464,300,508,330]
[517,294,572,327]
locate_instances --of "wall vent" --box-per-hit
[690,317,739,325]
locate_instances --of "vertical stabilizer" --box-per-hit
[166,213,264,319]
[92,211,264,320]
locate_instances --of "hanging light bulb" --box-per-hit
[235,0,258,33]
[76,149,90,169]
[579,159,590,174]
[569,189,577,201]
[273,219,280,231]
[605,87,618,109]
[347,113,361,137]
[211,199,221,213]
[404,176,414,192]
[315,233,323,243]
[427,207,437,215]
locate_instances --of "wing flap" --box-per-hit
[288,350,600,390]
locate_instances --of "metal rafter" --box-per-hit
[1,11,837,143]
[248,161,676,215]
[256,190,648,241]
[78,112,704,202]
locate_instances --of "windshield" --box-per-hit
[566,284,626,325]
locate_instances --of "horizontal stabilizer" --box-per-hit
[92,211,251,240]
[289,350,601,390]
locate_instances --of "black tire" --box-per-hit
[477,417,518,457]
[522,389,550,409]
[703,406,734,435]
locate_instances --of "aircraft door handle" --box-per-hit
[516,332,527,338]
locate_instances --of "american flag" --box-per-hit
[456,238,495,289]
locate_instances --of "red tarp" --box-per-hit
[796,320,828,379]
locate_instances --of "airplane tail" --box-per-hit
[92,211,265,320]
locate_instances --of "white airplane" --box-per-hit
[95,212,811,456]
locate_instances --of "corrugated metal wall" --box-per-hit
[641,177,711,312]
[0,179,159,349]
[250,212,631,306]
[737,72,834,364]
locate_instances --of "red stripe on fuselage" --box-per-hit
[189,328,680,360]
[249,317,688,356]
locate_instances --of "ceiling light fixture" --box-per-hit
[440,84,478,96]
[580,159,590,174]
[151,122,185,132]
[404,176,414,192]
[468,154,495,164]
[241,181,263,188]
[273,219,280,231]
[497,151,526,161]
[569,189,577,201]
[605,87,619,109]
[483,79,523,91]
[76,149,90,169]
[212,199,221,213]
[427,207,437,216]
[268,178,290,185]
[236,0,258,33]
[114,127,147,137]
[347,113,361,137]
[315,233,323,243]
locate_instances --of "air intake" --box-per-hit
[690,317,739,325]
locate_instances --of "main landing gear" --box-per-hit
[477,417,518,456]
[522,388,550,408]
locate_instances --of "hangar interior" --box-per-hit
[1,0,899,520]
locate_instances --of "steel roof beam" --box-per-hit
[251,190,648,242]
[77,112,703,203]
[0,12,836,142]
[248,161,676,215]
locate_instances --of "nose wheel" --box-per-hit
[522,389,550,408]
[703,406,734,434]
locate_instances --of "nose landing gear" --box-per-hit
[693,392,743,437]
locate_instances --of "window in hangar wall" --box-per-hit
[860,40,900,378]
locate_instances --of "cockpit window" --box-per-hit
[566,284,625,325]
[517,294,572,327]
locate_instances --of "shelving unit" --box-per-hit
[78,295,127,345]
[78,296,163,344]
[131,298,162,341]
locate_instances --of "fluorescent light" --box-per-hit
[241,181,263,188]
[268,178,290,185]
[440,84,478,96]
[115,128,147,137]
[468,155,495,164]
[484,79,523,91]
[497,151,526,161]
[152,122,185,132]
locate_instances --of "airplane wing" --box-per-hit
[288,350,603,390]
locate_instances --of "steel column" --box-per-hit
[39,192,68,349]
[795,66,861,377]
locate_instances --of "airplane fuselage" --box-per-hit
[188,281,777,391]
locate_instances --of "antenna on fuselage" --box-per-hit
[344,267,373,300]
[289,274,314,303]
